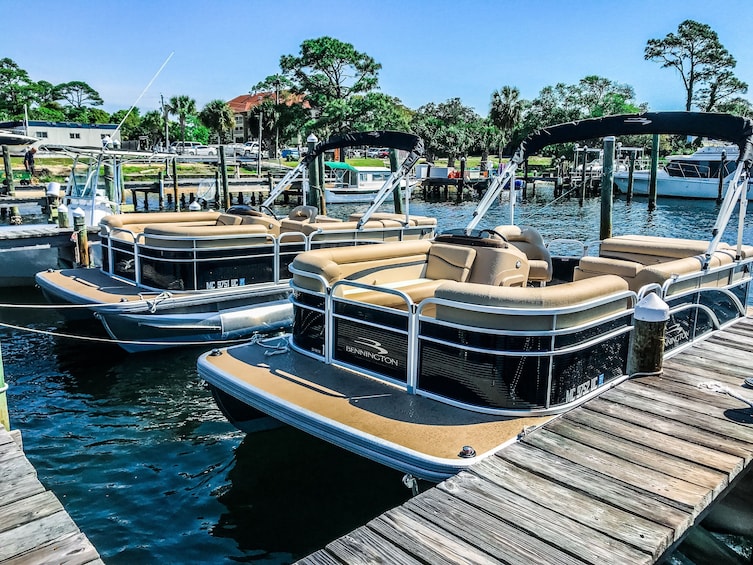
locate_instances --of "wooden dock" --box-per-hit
[0,425,103,564]
[299,315,753,564]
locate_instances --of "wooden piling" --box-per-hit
[72,210,90,268]
[579,145,587,207]
[219,147,230,210]
[1,146,20,224]
[627,293,669,376]
[600,136,615,241]
[0,342,9,432]
[648,134,659,211]
[158,171,165,210]
[172,158,179,211]
[627,152,635,203]
[717,150,726,203]
[389,149,403,213]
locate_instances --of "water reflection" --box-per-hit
[214,427,411,561]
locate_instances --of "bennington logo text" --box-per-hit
[345,338,399,366]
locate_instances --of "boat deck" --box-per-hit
[36,267,152,304]
[297,315,753,564]
[204,344,552,471]
[0,425,103,564]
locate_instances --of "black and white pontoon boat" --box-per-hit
[198,113,753,480]
[35,131,436,352]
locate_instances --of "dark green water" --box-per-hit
[2,191,751,563]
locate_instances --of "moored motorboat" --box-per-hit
[35,131,436,352]
[614,144,753,199]
[323,162,417,204]
[198,112,753,480]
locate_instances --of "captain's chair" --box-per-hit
[491,225,553,285]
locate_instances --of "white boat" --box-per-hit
[0,130,39,151]
[0,148,136,287]
[614,144,753,199]
[198,112,753,481]
[323,162,414,204]
[35,131,437,352]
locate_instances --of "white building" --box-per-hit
[0,120,121,149]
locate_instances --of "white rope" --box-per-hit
[0,321,261,348]
[698,381,753,408]
[0,302,107,310]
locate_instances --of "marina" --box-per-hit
[0,189,751,563]
[1,114,753,564]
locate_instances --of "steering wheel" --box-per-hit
[259,204,279,220]
[479,228,509,242]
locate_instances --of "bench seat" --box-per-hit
[434,275,631,331]
[574,235,753,291]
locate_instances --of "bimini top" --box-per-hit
[510,112,753,168]
[468,112,753,259]
[302,130,424,165]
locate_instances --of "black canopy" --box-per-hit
[303,130,423,165]
[512,112,753,168]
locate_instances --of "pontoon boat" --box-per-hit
[35,131,436,352]
[199,112,753,480]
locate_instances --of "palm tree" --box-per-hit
[166,95,197,143]
[199,100,234,144]
[490,86,524,157]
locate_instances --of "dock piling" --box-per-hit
[72,208,90,268]
[627,293,669,376]
[648,134,659,211]
[0,341,9,432]
[600,136,615,240]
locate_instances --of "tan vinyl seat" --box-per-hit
[492,225,553,284]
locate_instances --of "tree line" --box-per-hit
[1,20,749,161]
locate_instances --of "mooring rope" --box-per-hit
[698,381,753,409]
[0,320,261,348]
[0,302,108,310]
[519,185,580,223]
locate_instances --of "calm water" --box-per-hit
[2,189,752,563]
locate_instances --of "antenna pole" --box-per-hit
[114,52,174,140]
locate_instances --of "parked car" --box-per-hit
[366,147,389,158]
[281,147,300,161]
[169,141,202,154]
[238,141,259,157]
[187,145,217,156]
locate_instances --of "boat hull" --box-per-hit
[198,339,552,481]
[35,267,293,352]
[614,171,753,199]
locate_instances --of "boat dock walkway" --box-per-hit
[0,425,103,564]
[299,315,753,564]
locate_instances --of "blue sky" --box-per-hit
[5,0,753,117]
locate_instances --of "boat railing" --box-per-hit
[101,223,419,293]
[290,278,638,416]
[656,257,752,352]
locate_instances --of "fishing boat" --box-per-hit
[198,112,753,481]
[614,144,753,199]
[323,162,415,204]
[35,131,436,352]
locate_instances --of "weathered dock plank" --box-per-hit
[409,485,586,565]
[0,425,102,564]
[298,318,753,564]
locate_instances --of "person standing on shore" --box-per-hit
[24,147,37,176]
